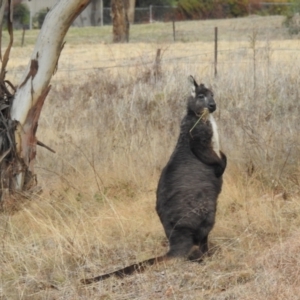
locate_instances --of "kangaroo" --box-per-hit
[156,75,226,261]
[81,76,226,284]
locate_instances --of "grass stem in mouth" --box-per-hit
[190,108,209,137]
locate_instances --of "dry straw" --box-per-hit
[1,16,300,299]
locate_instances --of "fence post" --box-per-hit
[21,26,26,47]
[214,27,218,78]
[100,0,103,26]
[149,5,152,23]
[29,9,32,30]
[153,48,161,81]
[172,19,175,41]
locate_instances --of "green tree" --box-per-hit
[226,0,248,17]
[174,0,251,18]
[173,0,215,18]
[135,0,170,6]
[284,0,300,34]
[13,3,30,29]
[34,8,48,29]
[290,0,300,13]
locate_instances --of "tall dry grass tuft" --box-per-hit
[38,39,300,197]
[1,24,300,298]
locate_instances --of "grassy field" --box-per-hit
[1,14,288,47]
[1,15,300,299]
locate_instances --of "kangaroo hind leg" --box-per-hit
[166,227,195,259]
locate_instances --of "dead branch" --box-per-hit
[37,140,56,154]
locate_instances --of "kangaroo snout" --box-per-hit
[208,102,216,113]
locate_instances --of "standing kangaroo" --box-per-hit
[81,76,226,284]
[156,75,226,261]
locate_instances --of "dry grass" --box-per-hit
[1,16,300,299]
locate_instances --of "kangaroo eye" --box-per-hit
[198,94,204,99]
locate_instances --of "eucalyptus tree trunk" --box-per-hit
[111,0,129,42]
[0,0,91,205]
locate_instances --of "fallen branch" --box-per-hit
[37,140,56,153]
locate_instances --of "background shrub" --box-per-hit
[33,8,48,29]
[13,3,30,29]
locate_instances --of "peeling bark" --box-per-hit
[0,0,92,201]
[21,85,51,173]
[19,59,39,88]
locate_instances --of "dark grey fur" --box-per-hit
[156,76,227,261]
[80,76,226,284]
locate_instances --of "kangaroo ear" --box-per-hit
[188,75,198,87]
[188,75,198,97]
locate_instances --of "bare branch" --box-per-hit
[37,140,56,154]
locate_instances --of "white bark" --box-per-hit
[11,0,91,125]
[10,0,91,190]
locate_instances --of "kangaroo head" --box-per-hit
[187,76,216,117]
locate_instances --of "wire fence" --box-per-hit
[9,14,292,48]
[101,3,293,25]
[11,2,295,29]
[8,23,300,86]
[102,6,176,25]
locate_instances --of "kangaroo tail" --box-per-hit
[81,255,167,284]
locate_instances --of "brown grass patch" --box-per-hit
[1,16,300,299]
